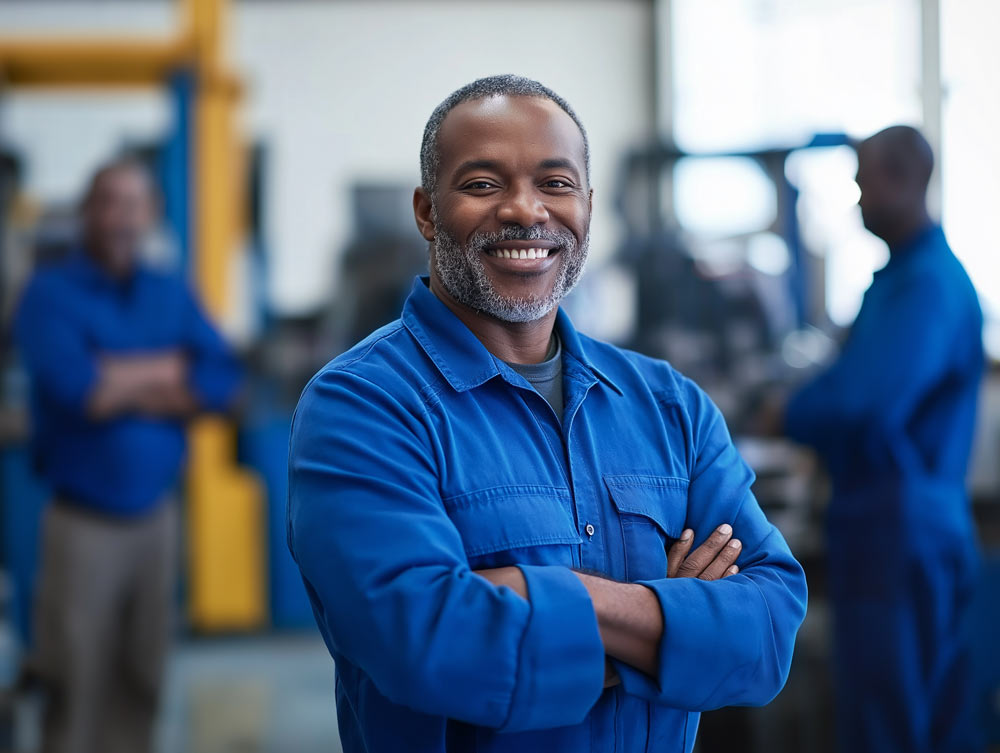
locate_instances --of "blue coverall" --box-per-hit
[288,276,807,752]
[785,225,984,753]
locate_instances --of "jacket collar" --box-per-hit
[881,223,945,273]
[68,247,145,291]
[401,276,622,395]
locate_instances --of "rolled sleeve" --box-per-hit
[503,565,605,731]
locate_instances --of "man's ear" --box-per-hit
[588,188,593,214]
[413,187,435,242]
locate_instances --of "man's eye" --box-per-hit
[463,181,496,190]
[544,179,572,189]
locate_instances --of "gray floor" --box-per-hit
[156,633,341,753]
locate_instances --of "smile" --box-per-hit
[484,247,554,260]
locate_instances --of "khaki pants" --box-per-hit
[32,498,178,753]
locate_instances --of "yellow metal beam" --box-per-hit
[0,37,192,88]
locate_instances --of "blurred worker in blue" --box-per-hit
[288,75,807,752]
[13,159,243,753]
[781,126,984,753]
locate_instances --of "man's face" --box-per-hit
[855,140,905,241]
[425,95,591,323]
[83,166,155,277]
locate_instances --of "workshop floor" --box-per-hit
[156,633,341,753]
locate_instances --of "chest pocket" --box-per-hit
[605,475,688,582]
[442,485,582,569]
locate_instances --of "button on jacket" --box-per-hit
[288,277,807,752]
[14,252,243,515]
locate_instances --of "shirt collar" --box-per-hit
[881,223,944,272]
[68,247,145,290]
[401,276,622,395]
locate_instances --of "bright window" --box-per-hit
[671,0,922,327]
[941,0,1000,357]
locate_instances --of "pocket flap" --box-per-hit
[443,485,582,558]
[603,474,688,537]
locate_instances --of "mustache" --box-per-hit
[464,225,576,254]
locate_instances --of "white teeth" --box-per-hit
[487,247,553,259]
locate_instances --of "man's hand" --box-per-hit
[667,524,742,580]
[88,350,197,420]
[599,524,742,688]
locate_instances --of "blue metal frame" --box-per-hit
[161,71,194,275]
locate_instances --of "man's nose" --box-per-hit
[496,184,549,227]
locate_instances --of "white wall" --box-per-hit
[942,0,1000,336]
[0,1,176,200]
[0,0,655,316]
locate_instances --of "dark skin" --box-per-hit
[855,126,933,250]
[414,95,590,365]
[81,164,198,421]
[413,96,741,684]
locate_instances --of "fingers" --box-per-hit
[675,523,732,578]
[603,657,621,688]
[666,528,694,578]
[699,536,742,581]
[668,523,742,580]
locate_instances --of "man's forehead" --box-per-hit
[91,165,152,195]
[437,95,586,173]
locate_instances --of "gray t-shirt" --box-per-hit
[505,334,563,422]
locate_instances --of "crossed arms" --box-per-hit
[14,277,242,421]
[288,368,808,732]
[478,523,744,684]
[87,350,199,420]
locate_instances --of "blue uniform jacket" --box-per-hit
[785,225,983,550]
[14,252,243,515]
[288,277,807,752]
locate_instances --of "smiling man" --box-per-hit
[288,75,807,752]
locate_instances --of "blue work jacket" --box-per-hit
[14,251,243,515]
[785,226,983,553]
[288,277,807,752]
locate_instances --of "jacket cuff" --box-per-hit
[500,565,605,732]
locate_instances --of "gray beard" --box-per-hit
[431,209,589,323]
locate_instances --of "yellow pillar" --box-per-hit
[183,0,267,631]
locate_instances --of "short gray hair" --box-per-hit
[419,74,590,198]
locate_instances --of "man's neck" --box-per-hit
[884,208,933,252]
[428,274,557,365]
[83,244,136,283]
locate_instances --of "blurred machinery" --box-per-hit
[331,184,429,349]
[613,135,850,429]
